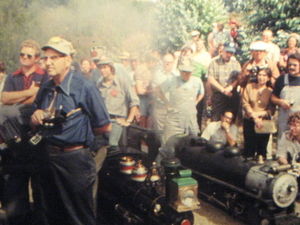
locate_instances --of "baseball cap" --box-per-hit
[96,57,114,67]
[42,36,74,56]
[178,64,193,72]
[224,42,236,53]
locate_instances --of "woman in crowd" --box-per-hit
[80,58,93,80]
[279,34,300,74]
[242,68,275,159]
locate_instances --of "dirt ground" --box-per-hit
[193,201,245,225]
[192,201,300,225]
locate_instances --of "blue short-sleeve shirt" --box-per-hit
[34,70,110,147]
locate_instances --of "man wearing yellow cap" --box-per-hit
[31,37,111,225]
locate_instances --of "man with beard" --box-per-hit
[272,53,300,138]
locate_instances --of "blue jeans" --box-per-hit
[109,121,123,147]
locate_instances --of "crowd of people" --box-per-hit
[0,20,300,225]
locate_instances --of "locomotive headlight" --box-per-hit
[180,188,197,207]
[271,173,298,208]
[168,169,200,212]
[170,184,200,212]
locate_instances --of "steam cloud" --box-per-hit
[31,0,157,60]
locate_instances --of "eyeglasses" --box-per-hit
[20,53,34,59]
[41,55,65,61]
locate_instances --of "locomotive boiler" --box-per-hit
[170,135,300,225]
[97,150,200,225]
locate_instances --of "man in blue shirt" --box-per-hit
[31,37,111,225]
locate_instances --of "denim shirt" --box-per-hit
[34,70,110,147]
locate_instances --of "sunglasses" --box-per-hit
[20,53,34,59]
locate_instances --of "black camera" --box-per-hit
[29,108,67,146]
[248,66,259,83]
[42,109,67,128]
[248,65,268,83]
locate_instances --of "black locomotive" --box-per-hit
[170,134,300,225]
[124,125,300,225]
[97,149,200,225]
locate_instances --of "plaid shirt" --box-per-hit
[208,56,241,88]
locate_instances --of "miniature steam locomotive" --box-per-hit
[171,135,300,225]
[124,125,300,225]
[97,150,200,225]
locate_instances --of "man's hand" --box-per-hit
[279,99,292,110]
[278,156,288,165]
[28,81,40,96]
[221,121,230,132]
[31,109,46,125]
[134,109,141,122]
[222,86,233,97]
[116,118,131,127]
[254,117,263,129]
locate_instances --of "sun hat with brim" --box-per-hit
[249,41,267,51]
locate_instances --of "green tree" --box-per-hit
[226,0,300,63]
[235,0,300,34]
[0,0,33,71]
[155,0,228,53]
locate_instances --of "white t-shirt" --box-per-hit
[201,121,238,145]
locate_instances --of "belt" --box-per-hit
[109,114,124,119]
[45,144,85,153]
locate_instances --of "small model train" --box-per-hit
[1,109,300,225]
[124,126,300,225]
[172,135,300,225]
[97,150,200,225]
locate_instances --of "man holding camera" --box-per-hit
[238,41,279,88]
[31,37,111,225]
[272,53,300,138]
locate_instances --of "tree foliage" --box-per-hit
[229,0,300,34]
[0,0,34,70]
[155,0,228,53]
